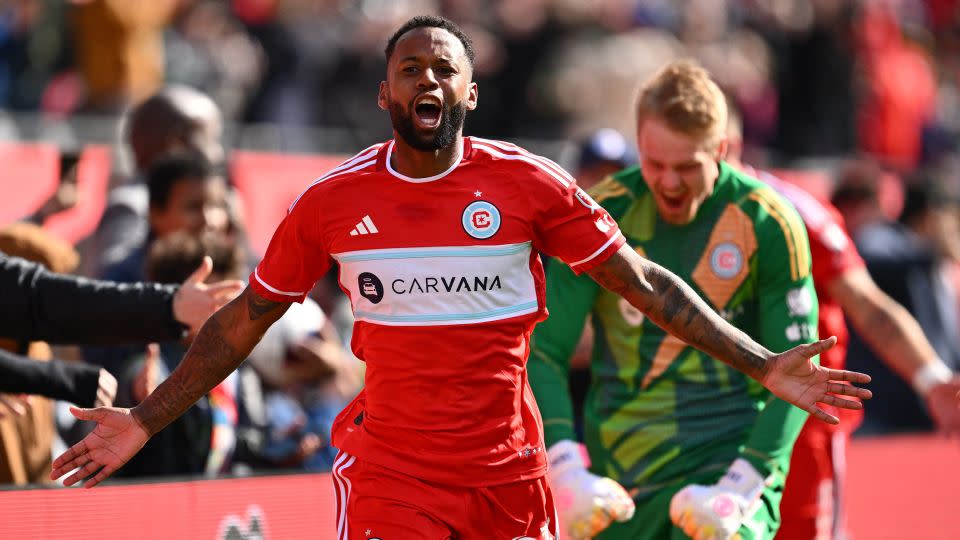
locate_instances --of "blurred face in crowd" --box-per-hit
[185,115,225,167]
[150,176,230,238]
[926,204,960,262]
[638,116,726,226]
[379,27,478,151]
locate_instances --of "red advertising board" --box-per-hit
[0,473,336,539]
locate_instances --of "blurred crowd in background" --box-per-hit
[1,0,960,486]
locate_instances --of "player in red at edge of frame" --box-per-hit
[50,15,871,540]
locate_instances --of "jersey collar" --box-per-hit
[383,137,472,183]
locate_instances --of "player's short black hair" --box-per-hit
[147,151,216,210]
[384,15,475,68]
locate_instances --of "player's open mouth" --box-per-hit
[414,96,442,129]
[659,193,687,212]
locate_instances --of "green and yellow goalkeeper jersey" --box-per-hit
[529,162,818,498]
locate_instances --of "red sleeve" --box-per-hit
[808,206,865,287]
[249,188,332,303]
[530,164,626,274]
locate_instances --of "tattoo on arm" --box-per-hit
[133,315,244,435]
[247,293,284,321]
[588,246,771,379]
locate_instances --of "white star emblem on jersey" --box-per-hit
[365,529,372,536]
[474,190,482,197]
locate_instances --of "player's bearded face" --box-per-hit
[389,96,467,151]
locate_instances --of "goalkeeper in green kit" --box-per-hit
[530,60,830,540]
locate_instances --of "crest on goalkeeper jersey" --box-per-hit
[710,242,744,279]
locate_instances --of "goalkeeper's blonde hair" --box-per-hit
[636,59,728,148]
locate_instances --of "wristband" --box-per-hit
[912,361,952,396]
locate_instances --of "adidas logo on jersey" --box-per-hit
[349,215,379,236]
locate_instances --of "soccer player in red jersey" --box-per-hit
[51,16,871,539]
[725,111,960,540]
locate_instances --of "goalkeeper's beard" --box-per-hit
[389,99,467,151]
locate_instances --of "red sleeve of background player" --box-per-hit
[808,203,865,287]
[249,186,332,303]
[526,157,626,274]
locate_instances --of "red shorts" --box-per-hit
[777,416,854,540]
[331,450,558,540]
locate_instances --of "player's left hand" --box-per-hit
[669,459,765,540]
[926,376,960,436]
[761,336,872,424]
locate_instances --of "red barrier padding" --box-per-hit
[846,433,960,539]
[230,151,347,256]
[43,145,111,245]
[0,434,953,539]
[0,142,59,226]
[0,473,336,540]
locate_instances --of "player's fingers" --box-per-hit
[819,394,863,410]
[70,405,117,423]
[206,279,245,294]
[51,441,87,474]
[184,256,213,285]
[825,382,872,400]
[84,462,118,489]
[801,336,837,357]
[63,460,102,487]
[824,368,871,385]
[809,405,840,425]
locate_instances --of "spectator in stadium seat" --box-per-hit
[102,151,230,284]
[83,152,232,378]
[87,85,224,275]
[575,128,638,191]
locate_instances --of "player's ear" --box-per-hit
[377,81,389,111]
[465,82,478,111]
[714,137,729,162]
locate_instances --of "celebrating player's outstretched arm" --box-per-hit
[587,244,872,422]
[50,287,290,487]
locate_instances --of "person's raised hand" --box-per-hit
[172,256,244,333]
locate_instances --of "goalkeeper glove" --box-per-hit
[548,440,636,539]
[669,458,767,540]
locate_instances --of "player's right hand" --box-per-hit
[548,440,635,539]
[50,406,149,488]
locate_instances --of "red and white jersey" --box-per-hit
[250,137,625,486]
[756,169,865,370]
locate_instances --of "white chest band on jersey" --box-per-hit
[332,242,539,326]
